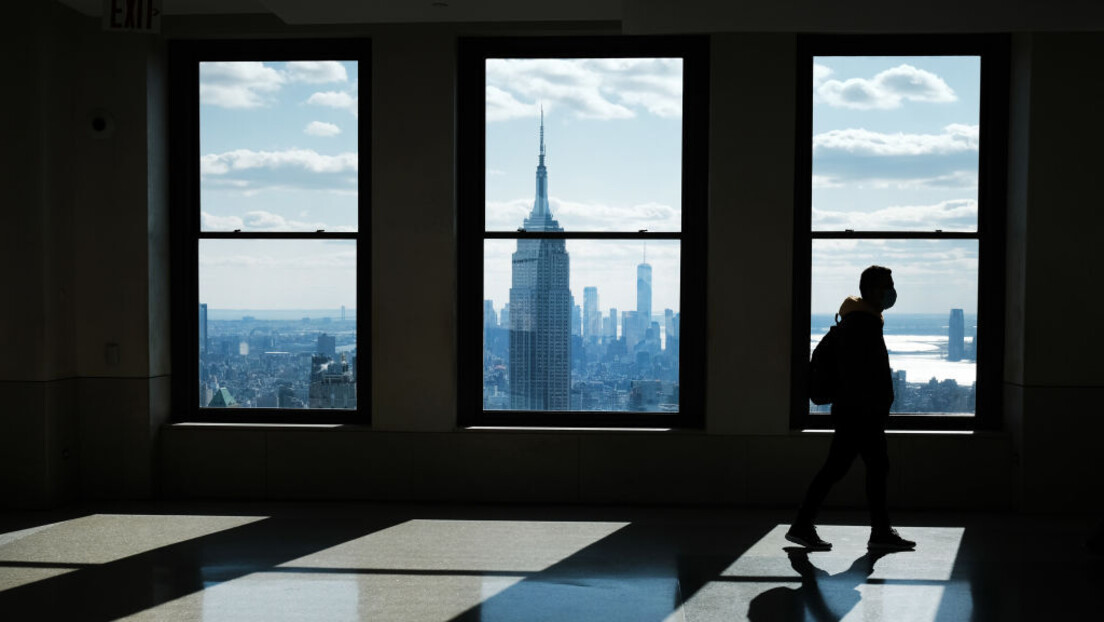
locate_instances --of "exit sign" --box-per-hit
[102,0,161,33]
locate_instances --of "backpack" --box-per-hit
[808,315,841,405]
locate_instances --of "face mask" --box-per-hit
[882,287,897,311]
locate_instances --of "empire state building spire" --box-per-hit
[539,106,546,167]
[525,107,558,229]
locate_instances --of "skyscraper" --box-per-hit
[199,303,208,354]
[948,308,965,361]
[483,300,497,330]
[509,111,571,410]
[317,333,337,358]
[637,259,652,343]
[583,286,600,341]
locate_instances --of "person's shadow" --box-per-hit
[747,547,897,622]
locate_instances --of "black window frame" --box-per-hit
[457,36,709,428]
[169,38,370,424]
[791,34,1010,432]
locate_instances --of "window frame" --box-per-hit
[169,39,370,424]
[790,35,1010,432]
[457,36,709,428]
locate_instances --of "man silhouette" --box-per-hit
[787,265,915,551]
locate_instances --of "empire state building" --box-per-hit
[509,113,571,410]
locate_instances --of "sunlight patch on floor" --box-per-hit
[280,519,630,574]
[671,524,966,622]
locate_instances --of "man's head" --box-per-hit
[860,265,896,311]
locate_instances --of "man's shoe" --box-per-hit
[868,528,916,551]
[786,525,832,550]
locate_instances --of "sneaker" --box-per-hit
[868,528,916,551]
[786,525,832,550]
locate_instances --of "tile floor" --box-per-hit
[0,503,1100,621]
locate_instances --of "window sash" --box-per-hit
[170,39,369,425]
[459,36,709,428]
[791,35,1009,432]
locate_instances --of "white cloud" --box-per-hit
[813,63,833,90]
[201,210,356,233]
[200,149,358,175]
[814,124,979,156]
[307,90,358,116]
[486,85,534,122]
[200,61,354,109]
[304,121,342,137]
[812,199,977,231]
[485,58,682,122]
[812,175,844,189]
[200,62,285,108]
[485,196,680,232]
[201,212,244,230]
[284,61,348,84]
[817,64,956,110]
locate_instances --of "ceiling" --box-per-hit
[56,0,622,24]
[54,0,1104,32]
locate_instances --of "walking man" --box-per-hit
[787,265,915,551]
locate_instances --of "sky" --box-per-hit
[811,56,981,315]
[198,60,359,310]
[194,56,980,317]
[483,58,684,318]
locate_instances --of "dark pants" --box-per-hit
[796,425,891,532]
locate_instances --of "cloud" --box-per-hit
[200,62,285,108]
[812,124,979,186]
[201,210,357,233]
[201,148,358,175]
[813,63,833,90]
[485,58,682,122]
[817,64,956,110]
[485,196,680,232]
[200,61,353,109]
[284,61,348,84]
[304,121,341,137]
[486,85,534,122]
[307,90,358,116]
[812,199,977,231]
[200,248,357,269]
[814,124,978,156]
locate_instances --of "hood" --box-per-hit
[839,296,883,323]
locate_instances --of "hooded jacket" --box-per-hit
[831,296,894,427]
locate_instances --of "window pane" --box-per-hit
[485,58,683,232]
[199,239,357,409]
[811,239,978,414]
[484,239,681,412]
[812,56,979,232]
[200,61,358,232]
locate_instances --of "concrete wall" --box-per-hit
[1004,33,1104,511]
[6,3,1103,512]
[2,3,170,507]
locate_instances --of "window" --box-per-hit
[792,36,1009,431]
[458,37,708,427]
[171,40,368,423]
